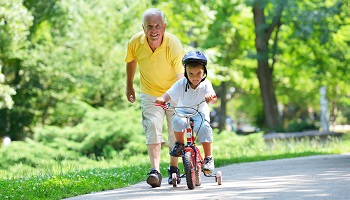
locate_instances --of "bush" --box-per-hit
[34,102,144,159]
[0,138,80,171]
[286,119,317,132]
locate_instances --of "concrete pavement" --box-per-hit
[65,154,350,200]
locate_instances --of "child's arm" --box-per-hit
[205,93,217,104]
[155,93,171,105]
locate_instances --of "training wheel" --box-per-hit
[216,171,222,185]
[172,173,178,187]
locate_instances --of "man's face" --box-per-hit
[142,14,166,43]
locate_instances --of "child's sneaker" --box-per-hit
[169,141,184,157]
[203,157,214,174]
[167,166,181,184]
[146,168,162,188]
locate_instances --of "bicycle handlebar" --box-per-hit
[155,95,216,118]
[155,99,207,119]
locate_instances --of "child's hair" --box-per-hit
[185,61,205,69]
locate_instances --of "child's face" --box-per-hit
[186,64,205,86]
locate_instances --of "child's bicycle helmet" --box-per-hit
[182,50,207,67]
[182,51,208,91]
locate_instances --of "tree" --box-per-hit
[251,0,287,130]
[202,0,251,132]
[0,0,33,138]
[0,0,150,139]
[0,67,16,110]
[278,0,349,128]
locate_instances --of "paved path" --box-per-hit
[66,154,350,200]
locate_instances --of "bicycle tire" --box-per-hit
[172,173,178,187]
[184,151,195,190]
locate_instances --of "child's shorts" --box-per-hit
[172,111,213,143]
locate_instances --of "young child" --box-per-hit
[155,50,217,175]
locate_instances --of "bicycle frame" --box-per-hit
[182,117,203,173]
[155,98,222,189]
[156,100,206,188]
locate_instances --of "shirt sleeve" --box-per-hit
[168,33,185,75]
[125,32,142,63]
[167,78,185,102]
[125,40,135,63]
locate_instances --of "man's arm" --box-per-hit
[126,60,137,103]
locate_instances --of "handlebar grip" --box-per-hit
[155,103,168,109]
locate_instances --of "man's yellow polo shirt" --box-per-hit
[125,31,184,97]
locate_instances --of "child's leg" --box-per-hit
[172,115,187,144]
[169,131,185,157]
[202,142,214,173]
[193,113,213,158]
[202,142,212,158]
[174,131,185,144]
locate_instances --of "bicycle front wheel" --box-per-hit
[183,151,196,190]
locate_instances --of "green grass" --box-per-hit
[1,131,349,200]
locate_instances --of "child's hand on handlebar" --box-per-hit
[155,97,166,105]
[205,94,217,104]
[155,97,169,109]
[155,93,172,108]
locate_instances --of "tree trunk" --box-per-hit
[256,60,280,130]
[253,1,284,130]
[218,81,227,132]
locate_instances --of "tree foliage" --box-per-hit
[0,1,32,110]
[0,0,348,148]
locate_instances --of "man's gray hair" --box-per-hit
[142,8,166,24]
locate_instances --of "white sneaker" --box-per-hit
[203,157,214,173]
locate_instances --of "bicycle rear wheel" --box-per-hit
[183,151,195,190]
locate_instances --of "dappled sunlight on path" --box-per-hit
[66,154,350,200]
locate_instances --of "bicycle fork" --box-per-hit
[183,118,203,170]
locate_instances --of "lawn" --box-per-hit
[0,131,349,200]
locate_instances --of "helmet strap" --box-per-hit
[200,67,207,82]
[184,70,191,92]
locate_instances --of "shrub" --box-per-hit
[0,139,80,172]
[34,102,144,159]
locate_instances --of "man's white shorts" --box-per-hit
[140,93,176,147]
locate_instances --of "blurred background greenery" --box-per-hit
[0,0,349,173]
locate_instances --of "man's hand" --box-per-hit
[126,87,136,103]
[126,60,137,103]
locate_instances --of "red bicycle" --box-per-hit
[156,100,222,190]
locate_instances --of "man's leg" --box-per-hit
[140,93,165,187]
[147,144,161,172]
[166,109,179,167]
